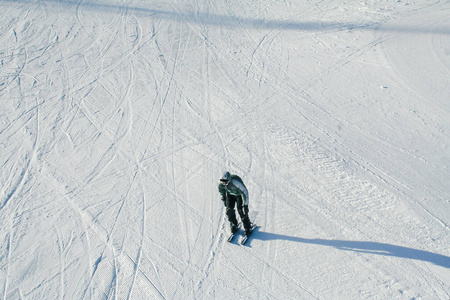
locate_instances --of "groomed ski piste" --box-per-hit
[1,0,449,299]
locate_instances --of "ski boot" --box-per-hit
[230,223,239,235]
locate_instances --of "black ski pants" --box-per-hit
[225,194,251,230]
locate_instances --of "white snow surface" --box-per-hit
[1,0,450,299]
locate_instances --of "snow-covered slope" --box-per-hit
[1,0,449,299]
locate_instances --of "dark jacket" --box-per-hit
[218,174,249,205]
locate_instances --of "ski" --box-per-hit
[240,224,257,245]
[227,223,241,242]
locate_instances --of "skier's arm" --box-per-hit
[233,180,249,206]
[218,184,227,206]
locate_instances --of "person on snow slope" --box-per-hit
[218,171,253,236]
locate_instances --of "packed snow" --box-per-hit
[1,0,449,299]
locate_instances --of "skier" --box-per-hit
[218,171,253,237]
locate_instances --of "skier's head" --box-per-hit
[220,171,231,185]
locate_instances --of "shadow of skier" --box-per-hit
[255,231,450,269]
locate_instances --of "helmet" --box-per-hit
[220,171,231,184]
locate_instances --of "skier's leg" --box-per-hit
[237,197,251,233]
[225,195,238,231]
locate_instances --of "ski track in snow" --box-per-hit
[1,0,449,299]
